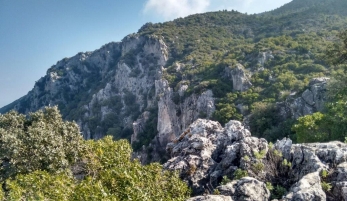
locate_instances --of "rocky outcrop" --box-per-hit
[187,195,233,201]
[283,172,326,201]
[164,119,347,200]
[278,77,329,119]
[225,64,252,92]
[156,79,215,148]
[258,51,274,67]
[216,177,270,201]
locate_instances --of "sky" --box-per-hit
[0,0,292,108]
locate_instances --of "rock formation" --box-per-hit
[277,77,329,120]
[164,119,347,200]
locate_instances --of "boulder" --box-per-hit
[284,172,326,201]
[217,177,270,201]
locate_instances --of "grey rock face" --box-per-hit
[225,64,252,92]
[284,172,326,201]
[187,195,233,201]
[164,119,255,194]
[3,33,216,157]
[165,119,347,200]
[156,78,216,147]
[217,178,270,201]
[279,77,329,119]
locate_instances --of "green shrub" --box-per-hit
[221,175,231,185]
[233,169,248,180]
[273,150,283,157]
[252,162,265,173]
[0,107,84,180]
[6,171,75,201]
[213,189,221,195]
[271,185,287,199]
[321,181,332,192]
[254,150,267,159]
[266,182,274,191]
[282,159,292,168]
[321,169,329,179]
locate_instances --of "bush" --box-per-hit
[266,182,274,191]
[252,162,265,173]
[0,107,84,180]
[233,169,248,180]
[0,108,191,201]
[221,175,231,185]
[321,181,332,192]
[271,185,287,199]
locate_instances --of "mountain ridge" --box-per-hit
[1,0,347,163]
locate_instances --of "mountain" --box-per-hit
[1,0,347,162]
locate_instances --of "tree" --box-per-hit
[0,106,84,180]
[5,137,191,201]
[292,112,330,143]
[0,108,191,200]
[326,29,347,65]
[292,30,347,143]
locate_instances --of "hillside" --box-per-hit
[1,0,347,162]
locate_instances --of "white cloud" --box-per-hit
[143,0,210,20]
[143,0,292,20]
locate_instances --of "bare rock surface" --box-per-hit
[165,119,347,200]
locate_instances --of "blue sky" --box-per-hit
[0,0,292,108]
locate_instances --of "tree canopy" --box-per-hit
[0,107,191,200]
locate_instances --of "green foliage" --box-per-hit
[213,189,221,195]
[221,175,231,185]
[266,182,274,191]
[252,162,265,173]
[132,107,158,151]
[321,181,332,192]
[0,107,84,180]
[321,169,329,179]
[212,93,242,124]
[6,171,75,201]
[233,169,248,180]
[282,159,292,168]
[0,108,191,201]
[243,155,250,161]
[80,136,191,201]
[249,102,296,142]
[273,150,283,157]
[292,112,332,143]
[254,149,267,159]
[326,29,347,65]
[271,185,287,200]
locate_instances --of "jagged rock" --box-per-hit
[225,64,252,92]
[164,119,258,194]
[216,177,270,201]
[187,195,233,201]
[131,111,150,144]
[283,172,326,201]
[258,51,274,66]
[274,138,292,160]
[156,80,216,148]
[278,77,329,119]
[165,119,347,200]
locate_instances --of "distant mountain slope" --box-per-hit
[1,0,347,162]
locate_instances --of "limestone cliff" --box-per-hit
[0,34,217,162]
